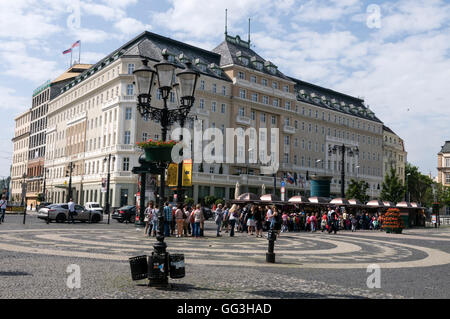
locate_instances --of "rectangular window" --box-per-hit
[260,113,266,123]
[211,101,216,112]
[251,93,258,102]
[238,72,245,80]
[262,96,269,104]
[261,78,268,86]
[212,83,217,93]
[124,131,131,144]
[126,84,134,96]
[239,89,246,99]
[123,157,130,171]
[125,107,132,120]
[221,104,226,113]
[271,116,276,125]
[250,75,257,83]
[127,64,135,74]
[200,80,205,90]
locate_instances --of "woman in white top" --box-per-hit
[144,202,153,237]
[0,195,7,224]
[228,204,240,237]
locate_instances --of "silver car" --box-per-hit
[38,204,103,223]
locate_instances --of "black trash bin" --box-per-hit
[129,255,148,281]
[148,253,168,280]
[169,254,185,279]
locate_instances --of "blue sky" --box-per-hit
[1,0,449,179]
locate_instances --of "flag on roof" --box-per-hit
[72,40,80,48]
[62,48,72,55]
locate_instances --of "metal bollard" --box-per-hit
[266,229,277,263]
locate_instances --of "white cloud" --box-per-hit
[114,17,152,36]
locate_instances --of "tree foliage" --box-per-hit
[380,167,405,204]
[405,163,434,206]
[346,179,370,203]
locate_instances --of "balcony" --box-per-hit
[192,107,210,117]
[236,115,251,125]
[283,125,296,134]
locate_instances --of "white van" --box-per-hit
[85,202,103,213]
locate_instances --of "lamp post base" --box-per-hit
[266,252,276,263]
[148,278,171,289]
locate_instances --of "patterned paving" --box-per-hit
[1,227,450,270]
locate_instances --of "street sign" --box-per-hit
[281,181,285,187]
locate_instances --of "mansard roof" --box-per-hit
[212,34,292,82]
[290,77,382,123]
[439,141,450,154]
[61,31,232,94]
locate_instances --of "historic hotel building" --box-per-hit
[10,110,31,202]
[41,31,385,206]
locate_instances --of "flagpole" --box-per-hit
[79,41,81,64]
[70,49,73,67]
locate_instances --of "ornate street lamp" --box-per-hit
[133,51,200,288]
[329,144,359,198]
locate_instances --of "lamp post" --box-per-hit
[328,144,359,198]
[133,51,200,287]
[103,154,115,224]
[21,173,27,224]
[66,162,74,202]
[405,173,411,202]
[247,148,253,194]
[42,168,48,202]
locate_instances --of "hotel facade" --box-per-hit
[13,31,392,207]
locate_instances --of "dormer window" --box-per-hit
[268,66,276,74]
[239,57,249,66]
[253,61,263,71]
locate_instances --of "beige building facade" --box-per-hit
[10,110,30,202]
[22,31,396,207]
[437,141,450,187]
[382,125,407,184]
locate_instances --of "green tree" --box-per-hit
[37,193,45,203]
[204,195,217,207]
[346,179,370,203]
[405,163,434,206]
[184,197,194,206]
[380,167,405,204]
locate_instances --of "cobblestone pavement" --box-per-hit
[1,215,449,299]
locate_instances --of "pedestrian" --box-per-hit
[151,204,159,236]
[0,195,7,224]
[175,203,184,238]
[163,202,172,237]
[228,204,239,237]
[144,202,153,236]
[247,206,256,236]
[281,211,289,233]
[351,214,357,232]
[170,204,176,236]
[192,204,204,238]
[321,212,328,232]
[183,205,190,236]
[214,204,224,237]
[254,206,264,238]
[222,204,229,233]
[68,198,75,224]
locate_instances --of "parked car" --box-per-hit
[112,206,136,223]
[37,202,52,211]
[85,202,103,213]
[37,204,103,223]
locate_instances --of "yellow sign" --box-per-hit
[167,163,178,187]
[167,160,193,187]
[182,160,192,187]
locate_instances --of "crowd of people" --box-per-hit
[142,200,385,238]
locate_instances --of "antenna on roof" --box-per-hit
[225,9,228,37]
[248,18,251,44]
